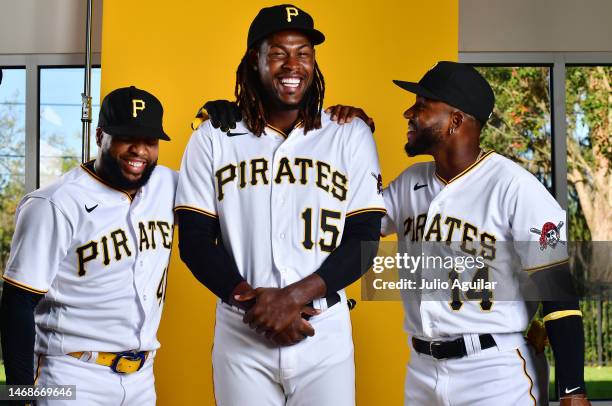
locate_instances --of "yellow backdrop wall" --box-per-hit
[101,1,457,404]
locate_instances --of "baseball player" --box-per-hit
[382,62,590,405]
[175,4,385,405]
[0,86,176,405]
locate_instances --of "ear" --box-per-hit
[449,110,464,134]
[95,128,104,147]
[247,49,259,71]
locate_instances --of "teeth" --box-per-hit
[281,78,300,88]
[127,161,144,168]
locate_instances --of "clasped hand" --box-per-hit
[234,286,320,346]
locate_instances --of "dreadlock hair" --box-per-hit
[234,46,325,136]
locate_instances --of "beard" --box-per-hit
[98,149,157,191]
[404,123,444,157]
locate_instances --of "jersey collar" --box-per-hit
[434,150,495,186]
[81,160,134,202]
[265,119,304,139]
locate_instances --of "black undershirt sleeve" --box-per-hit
[315,211,383,295]
[543,312,585,396]
[176,209,245,302]
[0,282,43,385]
[532,263,586,395]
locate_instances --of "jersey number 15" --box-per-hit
[301,208,342,253]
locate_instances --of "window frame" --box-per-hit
[0,52,101,192]
[460,51,612,211]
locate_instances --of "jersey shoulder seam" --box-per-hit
[23,196,74,236]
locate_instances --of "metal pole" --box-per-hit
[81,0,93,163]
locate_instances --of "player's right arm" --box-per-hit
[175,123,247,303]
[0,197,71,385]
[0,284,42,385]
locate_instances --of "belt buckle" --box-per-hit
[111,351,145,374]
[429,341,443,359]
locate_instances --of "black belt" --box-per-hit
[412,334,496,360]
[306,292,341,309]
[302,292,342,320]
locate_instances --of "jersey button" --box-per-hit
[143,295,148,301]
[280,233,286,239]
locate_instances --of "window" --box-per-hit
[474,66,553,190]
[566,65,612,400]
[464,56,612,402]
[0,67,26,278]
[39,67,101,186]
[0,56,101,385]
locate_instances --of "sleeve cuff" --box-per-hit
[174,205,218,219]
[2,275,48,295]
[346,207,386,217]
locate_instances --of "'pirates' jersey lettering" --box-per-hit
[402,213,499,259]
[78,221,174,277]
[214,156,349,203]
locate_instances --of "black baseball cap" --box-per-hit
[247,4,325,49]
[393,61,495,125]
[98,86,170,141]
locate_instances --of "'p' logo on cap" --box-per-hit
[132,99,146,117]
[285,6,299,22]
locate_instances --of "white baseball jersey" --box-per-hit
[2,162,177,355]
[382,151,568,343]
[175,113,386,291]
[176,113,384,405]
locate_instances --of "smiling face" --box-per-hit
[95,129,158,193]
[255,30,315,109]
[402,96,452,157]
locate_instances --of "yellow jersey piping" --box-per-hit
[346,207,387,217]
[174,205,218,219]
[435,150,495,185]
[2,275,48,294]
[80,161,133,202]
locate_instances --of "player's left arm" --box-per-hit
[243,210,382,340]
[193,100,376,133]
[509,175,590,404]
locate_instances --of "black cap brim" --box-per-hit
[249,28,325,49]
[392,80,443,102]
[102,125,171,141]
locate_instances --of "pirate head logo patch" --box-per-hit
[530,221,565,250]
[371,172,383,195]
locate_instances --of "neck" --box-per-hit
[265,108,301,134]
[432,143,482,182]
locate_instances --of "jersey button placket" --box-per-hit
[270,137,295,286]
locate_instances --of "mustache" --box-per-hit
[99,150,157,190]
